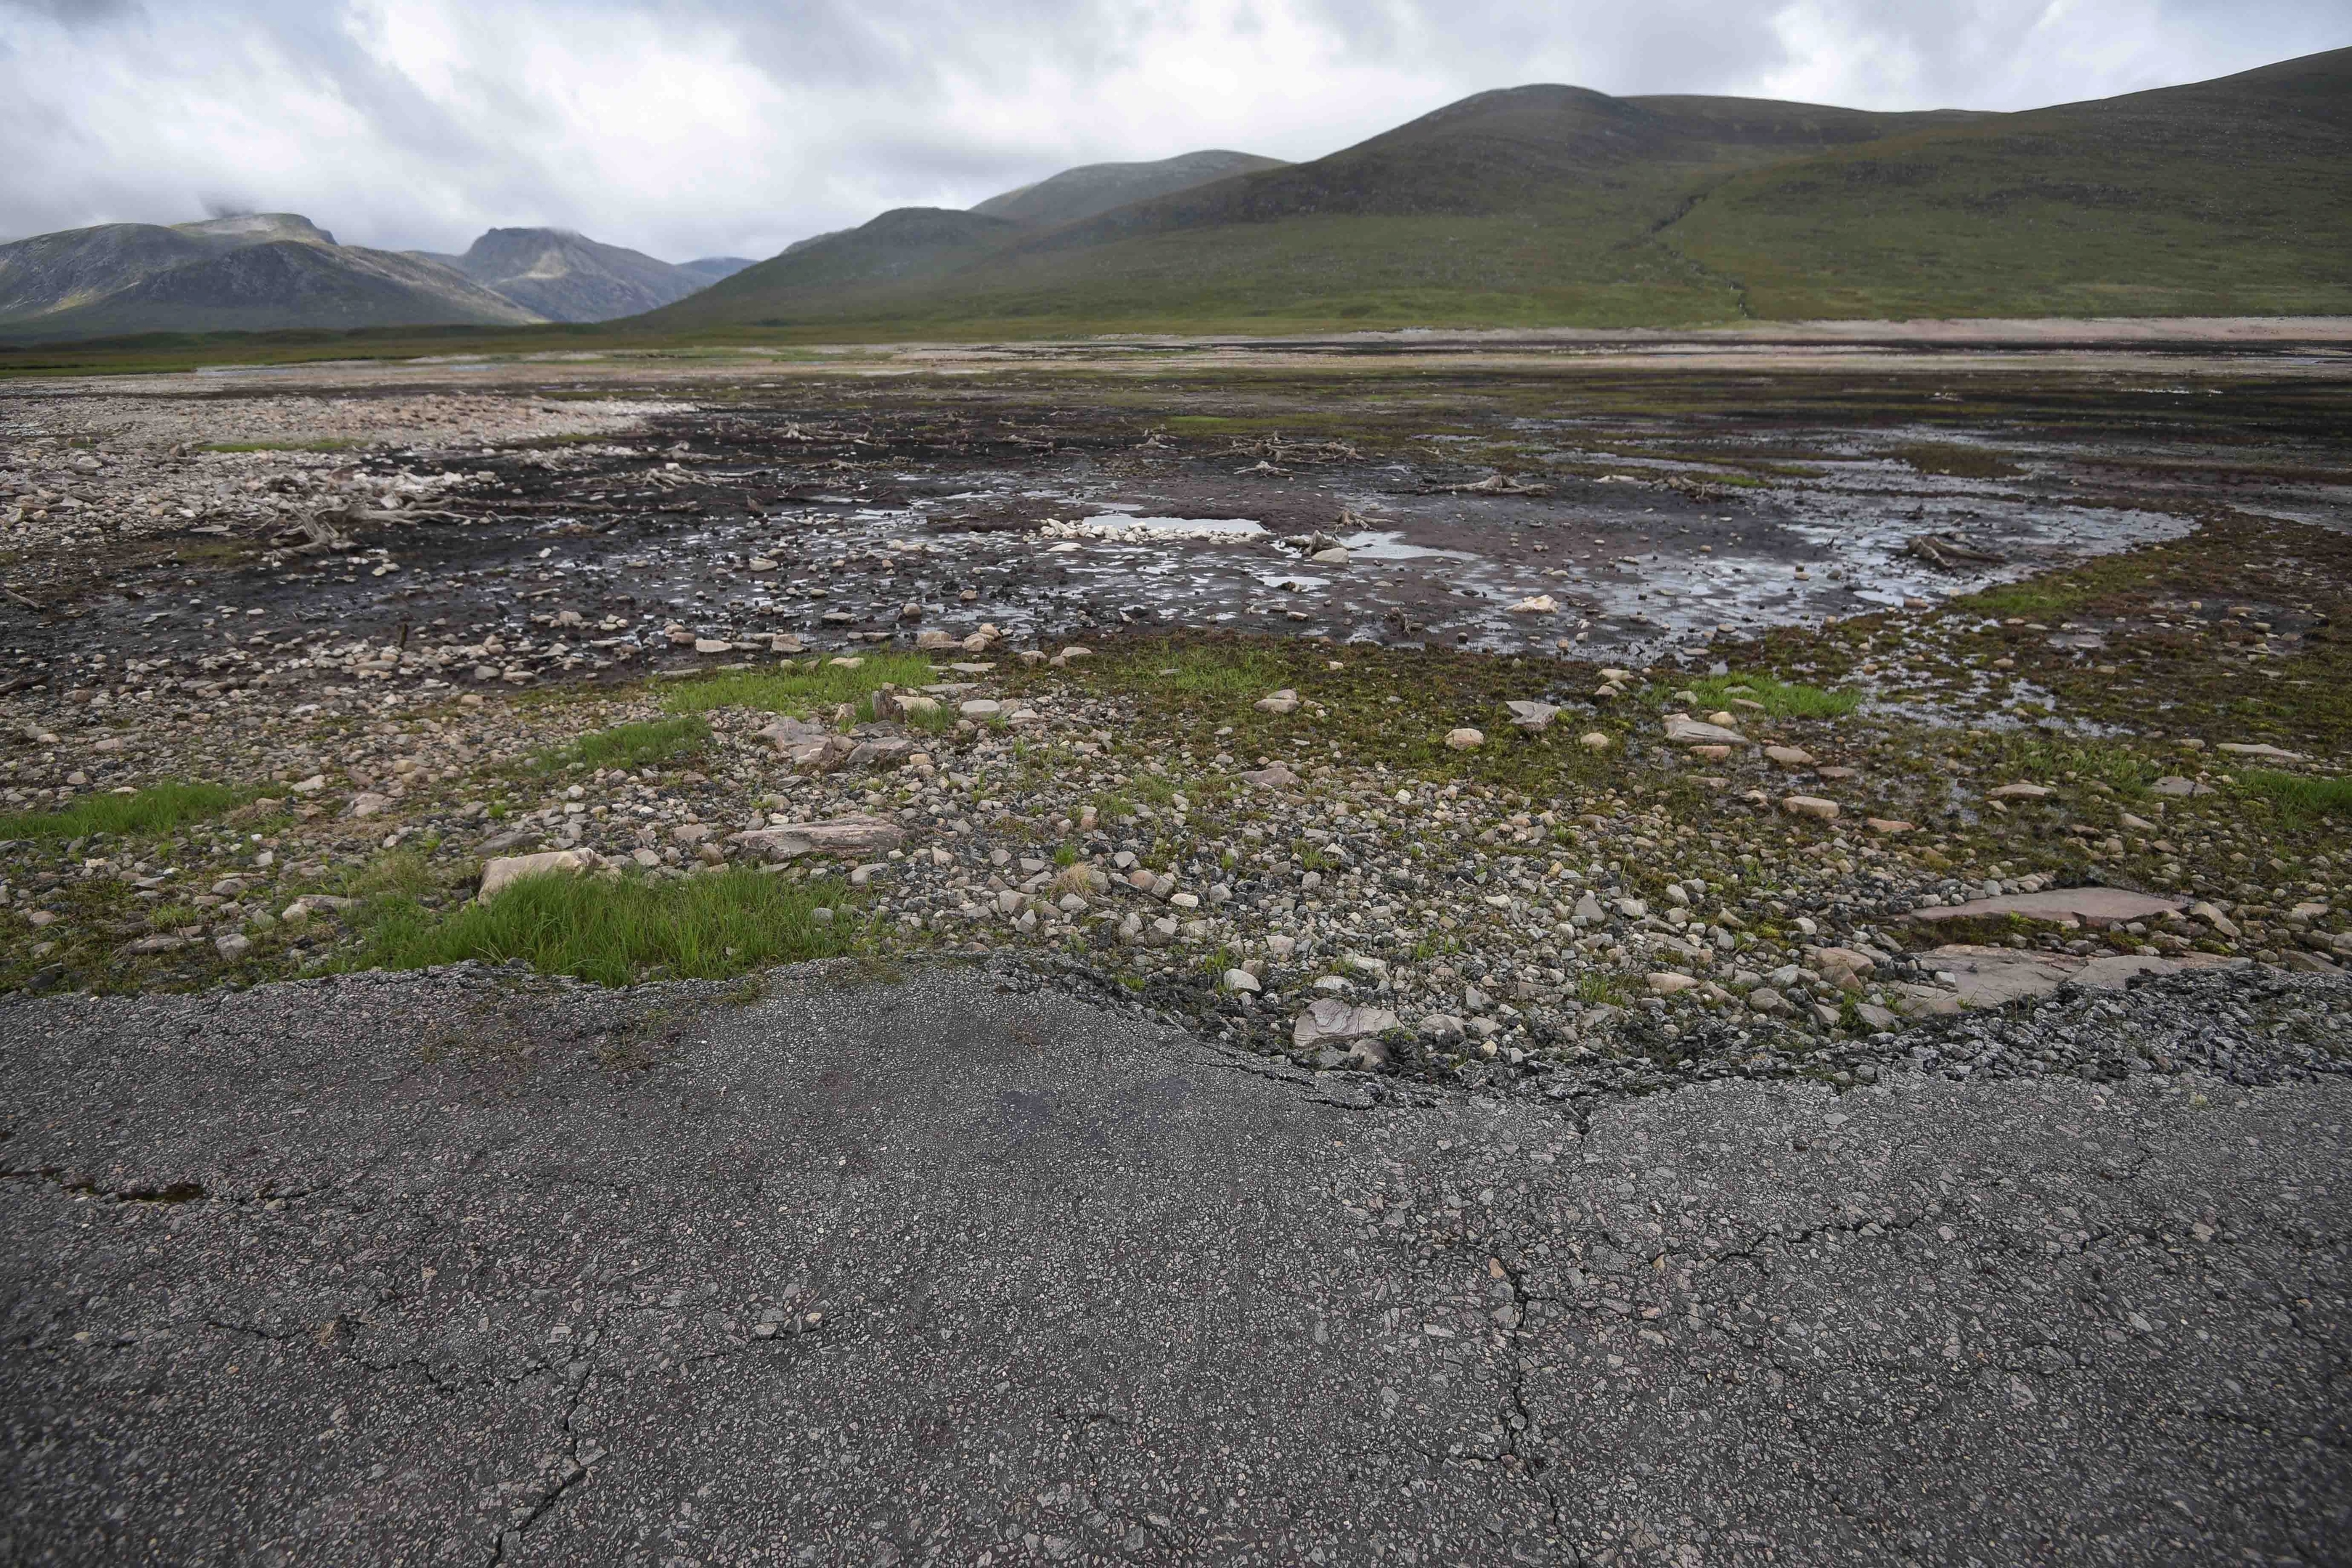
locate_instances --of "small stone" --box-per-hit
[1224,969,1261,994]
[1765,746,1814,767]
[2189,901,2242,939]
[1254,689,1302,714]
[2216,742,2301,759]
[1507,595,1557,615]
[1579,731,1612,751]
[1646,971,1699,995]
[1864,817,1914,834]
[214,933,251,958]
[1445,727,1485,751]
[1990,783,2054,799]
[348,792,393,819]
[1747,987,1787,1014]
[1417,1013,1466,1042]
[958,699,1002,719]
[694,638,730,654]
[1781,796,1839,820]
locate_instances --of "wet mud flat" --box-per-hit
[4,359,2346,696]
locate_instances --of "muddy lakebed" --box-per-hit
[15,356,2333,689]
[6,351,2352,1082]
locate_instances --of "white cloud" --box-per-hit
[0,0,2336,261]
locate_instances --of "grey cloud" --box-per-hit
[1,0,143,23]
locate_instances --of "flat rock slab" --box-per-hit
[1,968,2345,1564]
[1664,712,1745,746]
[727,814,905,861]
[1911,888,2186,927]
[1912,942,2250,1009]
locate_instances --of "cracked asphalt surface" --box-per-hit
[3,964,2348,1565]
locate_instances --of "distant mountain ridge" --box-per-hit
[970,149,1289,229]
[0,214,542,340]
[4,47,2345,344]
[0,216,751,340]
[429,229,717,322]
[646,47,2352,333]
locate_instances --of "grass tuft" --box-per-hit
[2239,769,2352,820]
[1680,674,1862,719]
[343,868,859,987]
[0,781,245,841]
[1993,733,2157,795]
[531,716,710,774]
[661,653,938,719]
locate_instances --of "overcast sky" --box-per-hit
[1,0,2338,263]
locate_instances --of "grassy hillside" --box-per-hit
[642,49,2351,337]
[1663,47,2352,319]
[645,89,1980,335]
[971,150,1289,229]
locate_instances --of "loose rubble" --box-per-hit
[2,362,2348,1110]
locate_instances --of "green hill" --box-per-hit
[971,150,1289,229]
[642,48,2352,337]
[1665,47,2352,320]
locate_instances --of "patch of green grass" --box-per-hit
[1681,674,1863,719]
[342,849,446,903]
[1957,580,2096,618]
[2239,769,2352,820]
[342,867,859,987]
[0,781,244,841]
[1991,733,2158,795]
[530,716,710,774]
[1109,643,1293,702]
[1095,791,1136,822]
[1131,772,1181,806]
[661,653,936,719]
[1575,971,1630,1006]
